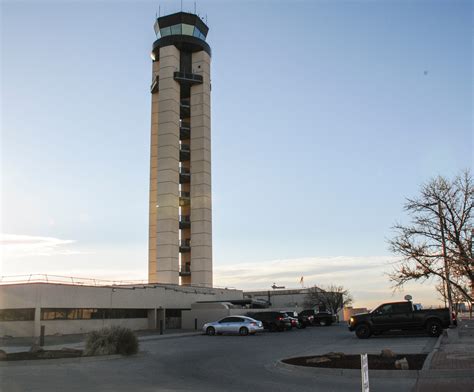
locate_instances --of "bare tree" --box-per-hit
[389,170,473,305]
[304,284,353,313]
[435,278,473,317]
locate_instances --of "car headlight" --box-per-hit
[350,317,354,324]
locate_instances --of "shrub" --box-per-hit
[84,326,139,356]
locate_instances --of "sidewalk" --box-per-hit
[0,329,202,354]
[414,319,474,392]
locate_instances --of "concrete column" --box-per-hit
[157,308,166,332]
[190,51,212,287]
[147,308,157,330]
[148,59,160,283]
[33,307,41,342]
[154,45,180,284]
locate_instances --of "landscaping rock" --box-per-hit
[306,356,331,364]
[395,357,409,370]
[0,350,7,360]
[29,344,43,353]
[380,349,396,358]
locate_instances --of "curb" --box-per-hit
[138,332,202,342]
[421,333,443,371]
[275,360,420,379]
[0,353,126,367]
[275,359,474,380]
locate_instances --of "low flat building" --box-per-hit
[0,281,242,338]
[244,288,316,310]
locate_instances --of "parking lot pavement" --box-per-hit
[0,323,436,392]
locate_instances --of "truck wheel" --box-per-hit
[426,320,442,337]
[355,324,371,339]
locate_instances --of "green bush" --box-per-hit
[84,326,139,356]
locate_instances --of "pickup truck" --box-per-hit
[348,301,451,339]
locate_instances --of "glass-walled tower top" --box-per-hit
[154,12,209,40]
[151,12,211,61]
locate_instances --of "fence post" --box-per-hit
[159,320,163,335]
[194,318,197,330]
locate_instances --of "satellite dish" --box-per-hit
[404,295,412,301]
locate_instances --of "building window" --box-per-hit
[170,24,182,35]
[182,24,194,36]
[41,308,148,320]
[160,26,171,37]
[0,308,35,321]
[193,27,201,38]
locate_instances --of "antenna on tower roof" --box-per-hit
[206,14,207,24]
[180,0,183,11]
[194,1,196,14]
[158,5,161,17]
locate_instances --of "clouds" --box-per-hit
[0,233,85,258]
[0,235,439,308]
[214,256,438,308]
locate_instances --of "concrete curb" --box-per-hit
[275,358,474,380]
[421,333,443,371]
[0,353,127,367]
[275,360,420,379]
[138,332,202,342]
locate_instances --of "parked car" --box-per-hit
[348,301,452,339]
[284,311,307,328]
[299,309,336,326]
[203,316,264,336]
[247,311,292,332]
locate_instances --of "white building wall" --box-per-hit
[0,283,242,338]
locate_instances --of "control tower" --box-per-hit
[148,12,212,287]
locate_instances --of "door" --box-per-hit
[217,317,234,333]
[371,303,395,330]
[391,303,414,329]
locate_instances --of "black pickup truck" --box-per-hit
[348,301,451,339]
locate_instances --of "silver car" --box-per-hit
[203,316,264,336]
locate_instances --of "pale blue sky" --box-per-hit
[1,0,472,306]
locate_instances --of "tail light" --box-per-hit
[277,316,283,320]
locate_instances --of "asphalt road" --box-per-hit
[0,323,436,392]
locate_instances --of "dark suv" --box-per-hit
[247,311,292,332]
[299,309,336,326]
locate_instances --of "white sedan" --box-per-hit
[203,316,264,336]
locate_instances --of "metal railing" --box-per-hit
[174,71,203,84]
[0,274,148,287]
[180,191,190,198]
[179,215,191,223]
[179,167,190,175]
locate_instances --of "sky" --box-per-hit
[1,0,472,308]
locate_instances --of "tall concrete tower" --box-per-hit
[148,12,212,287]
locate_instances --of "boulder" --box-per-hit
[306,356,331,364]
[395,357,409,370]
[0,350,7,360]
[380,349,396,358]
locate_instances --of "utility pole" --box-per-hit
[438,200,454,325]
